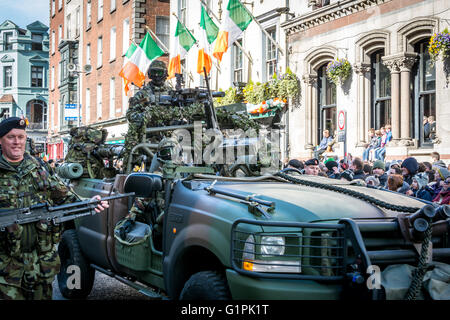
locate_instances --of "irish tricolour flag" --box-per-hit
[197,6,219,75]
[213,0,252,62]
[168,20,196,79]
[119,32,164,95]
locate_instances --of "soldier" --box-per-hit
[0,117,109,300]
[123,60,170,171]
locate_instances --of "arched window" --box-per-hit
[370,50,391,130]
[317,64,336,138]
[26,99,47,129]
[412,39,436,147]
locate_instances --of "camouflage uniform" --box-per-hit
[0,152,80,300]
[123,81,170,171]
[64,127,107,179]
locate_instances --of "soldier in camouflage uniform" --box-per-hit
[123,60,170,172]
[0,117,108,300]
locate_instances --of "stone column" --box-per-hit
[399,54,417,145]
[354,63,371,146]
[382,57,401,140]
[302,74,317,150]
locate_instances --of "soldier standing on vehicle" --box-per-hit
[123,60,170,171]
[0,117,109,300]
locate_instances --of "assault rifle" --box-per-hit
[0,192,134,231]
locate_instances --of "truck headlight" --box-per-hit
[241,235,301,273]
[261,236,285,256]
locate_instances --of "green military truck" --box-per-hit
[56,76,450,300]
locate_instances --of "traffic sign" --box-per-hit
[338,110,346,131]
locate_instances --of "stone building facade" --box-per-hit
[282,0,450,162]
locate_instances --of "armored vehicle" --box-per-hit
[56,74,450,300]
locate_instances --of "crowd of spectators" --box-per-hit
[284,151,450,205]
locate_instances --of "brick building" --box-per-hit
[48,0,169,160]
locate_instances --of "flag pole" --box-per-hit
[145,26,195,83]
[169,13,222,74]
[236,0,284,56]
[200,0,253,64]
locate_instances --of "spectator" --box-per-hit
[423,116,430,139]
[313,130,333,160]
[410,172,434,201]
[429,167,449,198]
[304,158,320,176]
[433,177,450,205]
[340,170,354,182]
[374,125,392,161]
[363,163,372,177]
[369,129,382,161]
[350,157,365,180]
[428,116,436,139]
[401,157,419,185]
[387,174,404,192]
[372,160,388,187]
[431,151,446,169]
[422,161,435,183]
[325,160,340,179]
[365,175,380,187]
[362,128,377,161]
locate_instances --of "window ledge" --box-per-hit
[97,65,103,70]
[98,18,103,24]
[109,58,116,64]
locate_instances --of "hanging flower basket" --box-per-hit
[246,98,286,119]
[326,58,352,86]
[428,28,450,63]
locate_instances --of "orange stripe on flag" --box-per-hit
[119,62,146,88]
[168,55,181,79]
[197,49,212,75]
[212,31,229,62]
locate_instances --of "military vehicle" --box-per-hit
[56,73,450,300]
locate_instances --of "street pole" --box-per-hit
[77,71,81,127]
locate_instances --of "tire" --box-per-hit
[57,229,95,299]
[179,271,231,300]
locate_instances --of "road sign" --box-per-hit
[338,110,346,131]
[64,104,80,121]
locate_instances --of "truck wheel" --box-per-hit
[179,271,231,300]
[57,229,95,299]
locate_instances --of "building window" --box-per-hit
[51,31,55,54]
[98,0,104,22]
[318,64,337,137]
[179,0,187,24]
[58,0,62,10]
[110,0,116,12]
[110,78,115,118]
[51,66,55,90]
[122,19,129,55]
[86,88,91,124]
[97,36,103,68]
[86,43,91,67]
[110,27,116,61]
[265,28,277,80]
[50,103,54,129]
[413,40,436,146]
[66,14,71,39]
[87,1,92,27]
[371,50,391,130]
[3,32,13,50]
[156,16,170,50]
[31,34,43,51]
[31,66,43,87]
[97,84,102,120]
[52,0,55,16]
[58,25,62,43]
[4,66,12,87]
[76,6,80,37]
[233,39,243,82]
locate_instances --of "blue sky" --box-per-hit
[0,0,49,28]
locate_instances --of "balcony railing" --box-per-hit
[27,122,47,130]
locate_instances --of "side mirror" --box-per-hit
[124,173,163,198]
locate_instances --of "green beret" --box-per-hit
[0,117,27,138]
[372,160,385,171]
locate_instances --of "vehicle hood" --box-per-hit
[198,176,425,223]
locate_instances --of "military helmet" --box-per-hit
[157,137,182,162]
[148,60,168,85]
